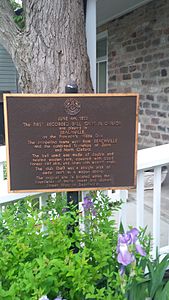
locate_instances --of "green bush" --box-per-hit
[0,192,167,300]
[0,193,122,299]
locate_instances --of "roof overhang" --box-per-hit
[97,0,153,26]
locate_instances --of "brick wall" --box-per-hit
[98,0,169,148]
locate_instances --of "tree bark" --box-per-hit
[0,0,22,56]
[0,0,93,93]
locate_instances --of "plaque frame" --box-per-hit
[4,93,139,193]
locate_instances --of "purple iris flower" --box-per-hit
[82,197,94,211]
[82,196,96,216]
[129,228,146,256]
[117,242,135,266]
[119,265,125,276]
[117,228,146,267]
[129,228,139,243]
[135,242,146,256]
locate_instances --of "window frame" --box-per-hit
[96,31,108,93]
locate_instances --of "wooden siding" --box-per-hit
[0,44,18,92]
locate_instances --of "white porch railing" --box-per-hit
[115,144,169,258]
[1,144,169,257]
[137,144,169,257]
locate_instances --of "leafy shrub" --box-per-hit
[0,192,167,300]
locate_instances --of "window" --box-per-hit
[96,33,108,93]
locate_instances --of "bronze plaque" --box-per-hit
[4,94,139,192]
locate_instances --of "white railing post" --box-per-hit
[118,190,128,230]
[80,192,87,233]
[39,194,49,232]
[136,170,144,228]
[0,145,6,181]
[0,162,3,181]
[39,194,48,209]
[152,166,162,258]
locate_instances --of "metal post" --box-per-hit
[65,83,79,253]
[65,83,79,208]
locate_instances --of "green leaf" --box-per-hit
[128,279,148,300]
[154,281,169,300]
[148,254,169,298]
[119,221,125,234]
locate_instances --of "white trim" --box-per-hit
[97,31,108,41]
[97,57,107,63]
[86,0,97,91]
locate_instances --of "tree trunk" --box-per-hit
[0,0,93,93]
